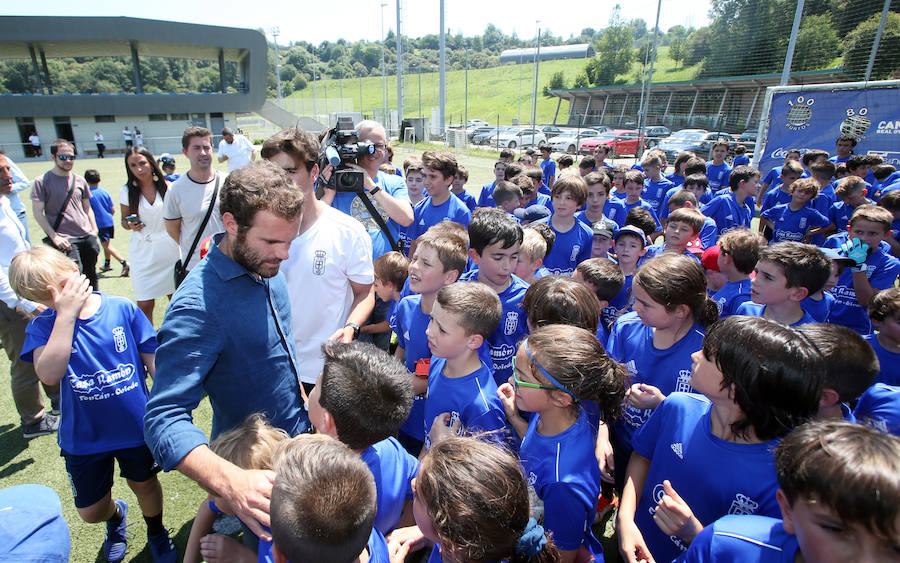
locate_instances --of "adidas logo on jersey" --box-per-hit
[670,442,684,459]
[725,214,734,221]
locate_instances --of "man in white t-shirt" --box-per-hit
[122,126,133,148]
[93,132,105,158]
[261,127,374,394]
[164,126,225,270]
[217,127,257,173]
[28,133,41,157]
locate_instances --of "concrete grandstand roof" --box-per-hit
[500,43,595,64]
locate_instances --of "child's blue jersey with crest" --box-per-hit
[390,294,432,440]
[706,162,733,190]
[607,312,705,449]
[712,279,752,317]
[864,334,900,386]
[361,437,419,534]
[534,217,593,275]
[801,292,835,323]
[854,383,900,436]
[823,243,900,334]
[759,187,792,215]
[734,303,816,327]
[399,195,471,250]
[702,192,752,237]
[675,515,799,563]
[21,294,157,455]
[478,181,497,208]
[760,204,830,243]
[453,190,477,212]
[519,409,604,558]
[422,358,506,451]
[603,199,629,227]
[633,393,782,563]
[623,199,662,231]
[643,177,675,217]
[603,273,634,329]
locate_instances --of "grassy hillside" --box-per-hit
[284,46,703,124]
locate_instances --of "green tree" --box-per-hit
[669,35,686,68]
[573,72,589,88]
[843,11,900,80]
[830,0,888,36]
[793,14,841,71]
[585,5,636,86]
[683,27,712,66]
[543,70,566,97]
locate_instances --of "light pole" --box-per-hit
[270,27,281,103]
[531,21,541,142]
[380,2,388,124]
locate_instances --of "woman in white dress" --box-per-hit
[119,147,181,322]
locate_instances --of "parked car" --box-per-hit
[643,125,672,148]
[548,129,602,154]
[473,126,517,145]
[736,129,757,153]
[466,119,489,128]
[580,130,642,157]
[537,125,565,139]
[657,129,738,163]
[467,125,496,141]
[489,127,547,149]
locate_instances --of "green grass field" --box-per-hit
[0,147,517,562]
[286,46,702,124]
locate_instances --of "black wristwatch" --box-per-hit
[344,322,360,339]
[368,185,381,196]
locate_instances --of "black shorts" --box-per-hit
[97,226,115,242]
[62,444,161,508]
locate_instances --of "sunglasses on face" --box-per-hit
[56,155,76,161]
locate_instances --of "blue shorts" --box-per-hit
[97,226,115,242]
[62,444,160,508]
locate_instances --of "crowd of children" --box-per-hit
[9,130,900,563]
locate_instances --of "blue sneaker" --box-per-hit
[148,528,177,563]
[103,500,129,562]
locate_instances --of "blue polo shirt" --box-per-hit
[331,171,410,259]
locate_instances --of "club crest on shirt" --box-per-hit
[570,245,581,262]
[112,326,127,353]
[728,493,760,515]
[504,312,519,335]
[313,250,326,276]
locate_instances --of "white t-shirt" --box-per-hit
[122,129,133,141]
[217,135,255,172]
[28,135,39,147]
[94,133,104,142]
[281,205,374,383]
[162,171,225,270]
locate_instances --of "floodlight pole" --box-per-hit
[865,0,892,81]
[638,0,662,155]
[780,0,805,86]
[396,0,404,132]
[439,0,446,136]
[380,3,388,124]
[270,27,281,103]
[531,22,541,141]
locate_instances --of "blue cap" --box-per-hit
[514,204,552,223]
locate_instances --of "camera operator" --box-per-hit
[321,120,413,259]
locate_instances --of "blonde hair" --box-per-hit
[9,246,78,304]
[519,228,548,262]
[210,413,289,471]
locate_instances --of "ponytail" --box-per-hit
[697,296,720,328]
[635,254,712,327]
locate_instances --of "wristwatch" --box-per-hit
[368,185,381,196]
[344,322,360,339]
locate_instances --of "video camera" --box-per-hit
[317,116,376,193]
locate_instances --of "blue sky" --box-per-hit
[7,1,711,45]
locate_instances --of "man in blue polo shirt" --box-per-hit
[144,162,310,541]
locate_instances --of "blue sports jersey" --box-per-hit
[801,291,835,323]
[643,177,675,217]
[540,158,556,186]
[826,247,900,334]
[706,162,733,190]
[390,295,432,441]
[734,302,816,326]
[422,358,506,451]
[675,515,799,563]
[666,173,685,187]
[21,294,157,456]
[362,437,418,534]
[864,334,900,386]
[519,409,604,557]
[534,217,593,275]
[459,271,530,385]
[701,192,752,237]
[89,186,115,229]
[601,199,628,227]
[366,528,392,563]
[387,298,399,328]
[759,187,792,215]
[854,383,900,436]
[607,312,705,453]
[603,274,634,329]
[828,199,873,232]
[761,166,783,190]
[640,244,701,265]
[622,199,662,231]
[331,171,410,259]
[400,195,471,250]
[761,204,830,243]
[478,181,498,208]
[732,155,751,167]
[712,279,752,317]
[452,190,477,212]
[633,393,782,562]
[697,216,719,249]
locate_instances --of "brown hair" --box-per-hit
[435,282,503,338]
[456,165,469,182]
[422,150,459,179]
[574,258,625,302]
[416,227,468,275]
[261,127,319,171]
[810,160,836,180]
[373,251,409,290]
[835,175,868,198]
[717,228,762,275]
[504,163,524,181]
[795,324,877,403]
[123,146,168,220]
[417,436,560,563]
[634,253,719,327]
[493,180,524,206]
[668,189,699,209]
[403,156,423,176]
[550,174,587,206]
[583,171,611,190]
[624,170,645,186]
[781,160,804,178]
[522,275,601,333]
[667,208,704,234]
[789,177,820,198]
[869,287,900,322]
[759,242,831,295]
[219,161,304,230]
[181,126,212,149]
[849,204,892,232]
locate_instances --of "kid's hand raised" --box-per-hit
[626,383,665,410]
[428,412,461,447]
[49,271,91,318]
[653,480,703,543]
[496,382,519,419]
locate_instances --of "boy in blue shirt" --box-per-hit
[477,160,506,208]
[705,141,732,190]
[307,341,419,535]
[678,420,900,563]
[270,434,391,563]
[538,145,556,189]
[460,207,529,384]
[735,242,829,326]
[84,169,128,276]
[829,175,873,235]
[732,144,750,166]
[825,205,900,334]
[12,246,175,563]
[866,287,900,386]
[390,227,468,454]
[855,383,900,436]
[712,228,760,316]
[399,150,471,250]
[701,165,758,238]
[640,207,703,264]
[760,148,801,195]
[759,177,832,244]
[491,180,523,214]
[422,282,507,451]
[363,251,409,346]
[535,175,594,275]
[450,165,477,211]
[578,171,626,228]
[641,153,675,217]
[759,159,803,216]
[667,189,719,250]
[621,169,662,235]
